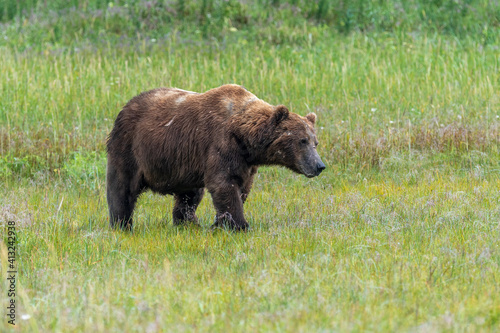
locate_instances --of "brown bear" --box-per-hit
[106,84,325,231]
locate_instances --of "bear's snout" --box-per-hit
[301,150,325,178]
[315,161,326,175]
[306,160,325,178]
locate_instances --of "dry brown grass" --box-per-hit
[323,121,500,169]
[1,120,499,179]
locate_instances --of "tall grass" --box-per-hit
[1,33,499,178]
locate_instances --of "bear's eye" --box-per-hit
[300,138,308,145]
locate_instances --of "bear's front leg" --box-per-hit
[208,184,249,231]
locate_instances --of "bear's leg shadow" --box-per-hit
[106,161,144,231]
[209,184,249,231]
[172,188,205,226]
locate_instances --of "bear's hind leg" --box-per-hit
[172,188,205,226]
[107,161,144,231]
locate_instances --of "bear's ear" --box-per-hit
[305,112,317,126]
[273,105,289,124]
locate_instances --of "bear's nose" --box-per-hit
[316,162,326,174]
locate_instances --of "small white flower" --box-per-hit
[457,115,462,119]
[371,108,377,112]
[389,120,394,124]
[21,314,31,320]
[150,38,156,43]
[496,115,499,119]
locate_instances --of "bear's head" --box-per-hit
[264,105,325,178]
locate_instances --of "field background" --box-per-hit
[1,0,500,331]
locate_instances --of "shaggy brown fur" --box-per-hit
[106,84,325,231]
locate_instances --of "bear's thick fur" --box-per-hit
[106,84,325,230]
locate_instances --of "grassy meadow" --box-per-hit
[1,0,500,331]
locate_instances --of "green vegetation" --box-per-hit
[1,0,499,331]
[1,0,499,45]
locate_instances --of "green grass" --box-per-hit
[2,33,499,176]
[1,169,499,331]
[1,1,500,331]
[1,0,499,44]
